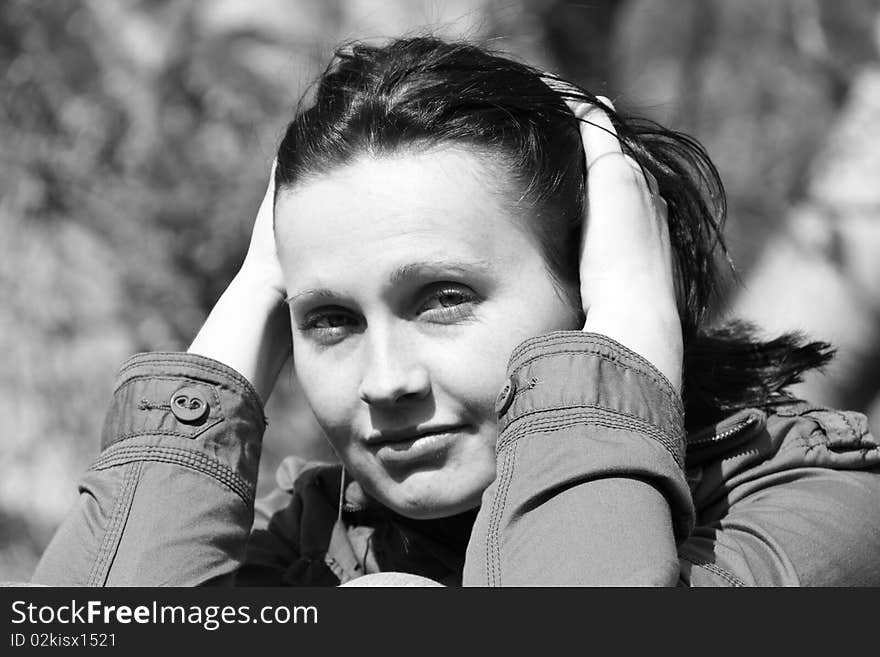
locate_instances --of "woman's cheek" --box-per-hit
[293,351,354,442]
[438,328,511,416]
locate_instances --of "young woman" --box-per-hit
[32,37,880,586]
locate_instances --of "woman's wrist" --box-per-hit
[582,301,683,394]
[188,271,291,404]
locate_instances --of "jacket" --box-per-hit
[31,331,880,586]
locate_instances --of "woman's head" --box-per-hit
[271,36,731,519]
[275,146,581,519]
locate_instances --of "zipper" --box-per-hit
[688,413,759,449]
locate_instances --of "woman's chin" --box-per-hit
[389,496,480,521]
[377,472,489,520]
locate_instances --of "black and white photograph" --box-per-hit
[3,0,880,600]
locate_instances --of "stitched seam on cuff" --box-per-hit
[103,428,225,446]
[680,557,747,587]
[105,377,226,449]
[500,407,684,469]
[511,332,660,372]
[116,353,263,413]
[509,333,681,407]
[513,349,682,414]
[91,444,254,505]
[503,403,678,439]
[117,375,225,413]
[87,460,143,587]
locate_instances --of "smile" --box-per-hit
[366,425,469,466]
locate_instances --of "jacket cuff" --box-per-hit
[97,352,267,504]
[495,331,693,540]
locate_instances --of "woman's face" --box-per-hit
[275,146,581,519]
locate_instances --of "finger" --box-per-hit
[578,102,660,198]
[566,101,623,169]
[596,95,615,112]
[561,95,660,203]
[644,168,660,196]
[544,73,620,161]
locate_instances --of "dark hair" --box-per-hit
[274,36,833,430]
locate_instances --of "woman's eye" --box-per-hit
[418,286,479,321]
[299,309,359,343]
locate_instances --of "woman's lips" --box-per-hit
[368,426,467,467]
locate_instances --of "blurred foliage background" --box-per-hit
[2,0,879,581]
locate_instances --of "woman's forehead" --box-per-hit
[277,147,505,223]
[274,148,535,276]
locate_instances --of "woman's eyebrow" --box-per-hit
[285,288,336,305]
[388,258,493,286]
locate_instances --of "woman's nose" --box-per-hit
[357,334,430,406]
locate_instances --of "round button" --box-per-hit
[170,386,209,423]
[494,376,517,417]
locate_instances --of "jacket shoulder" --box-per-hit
[681,401,880,585]
[686,400,878,474]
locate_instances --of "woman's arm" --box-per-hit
[31,164,292,585]
[31,351,267,586]
[464,99,690,585]
[463,331,692,586]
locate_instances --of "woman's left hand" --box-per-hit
[568,98,683,393]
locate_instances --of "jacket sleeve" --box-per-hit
[679,406,880,586]
[30,352,266,586]
[463,331,695,586]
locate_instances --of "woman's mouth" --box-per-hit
[366,425,469,467]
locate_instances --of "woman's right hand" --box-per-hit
[239,160,286,299]
[188,160,292,403]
